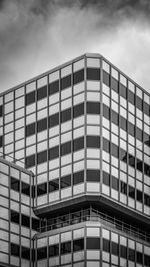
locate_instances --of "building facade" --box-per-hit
[0,53,150,266]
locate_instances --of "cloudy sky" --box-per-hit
[0,0,150,93]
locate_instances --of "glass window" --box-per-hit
[103,138,110,153]
[86,237,100,250]
[103,70,110,87]
[87,68,100,80]
[49,244,59,257]
[21,246,30,260]
[61,141,71,156]
[111,76,119,93]
[25,91,35,106]
[61,74,71,90]
[120,116,127,131]
[37,118,47,132]
[26,123,35,137]
[49,179,59,192]
[25,154,35,168]
[129,185,135,199]
[73,137,84,151]
[21,182,30,196]
[87,102,100,114]
[37,247,47,260]
[0,105,3,117]
[111,241,119,256]
[136,96,143,111]
[120,83,127,99]
[103,104,110,120]
[111,143,119,158]
[37,85,47,101]
[0,135,3,147]
[49,113,59,128]
[86,169,100,182]
[11,177,20,192]
[73,238,84,252]
[136,251,143,264]
[73,69,84,84]
[73,170,84,185]
[128,90,135,105]
[112,176,119,190]
[111,110,119,125]
[61,174,71,188]
[37,183,47,196]
[49,79,59,95]
[136,189,143,203]
[61,108,71,123]
[87,136,100,148]
[128,248,135,261]
[21,214,30,228]
[120,181,127,195]
[61,241,71,254]
[73,103,84,118]
[103,171,110,186]
[49,146,59,160]
[11,210,20,224]
[103,238,110,252]
[11,243,20,257]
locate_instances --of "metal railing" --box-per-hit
[37,208,150,243]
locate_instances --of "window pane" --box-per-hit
[25,91,35,105]
[73,170,84,185]
[73,69,84,84]
[73,238,84,252]
[86,169,100,182]
[87,102,100,114]
[87,68,100,80]
[86,237,100,250]
[49,179,59,192]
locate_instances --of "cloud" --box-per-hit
[0,0,150,93]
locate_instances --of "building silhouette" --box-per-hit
[0,53,150,266]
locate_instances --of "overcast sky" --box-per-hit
[0,0,150,93]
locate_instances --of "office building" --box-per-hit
[0,53,150,266]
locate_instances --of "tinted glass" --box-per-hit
[37,183,47,196]
[73,137,84,151]
[86,237,100,250]
[61,141,71,156]
[103,104,110,120]
[129,185,135,199]
[120,181,127,195]
[120,83,127,99]
[61,241,71,254]
[25,154,35,168]
[120,245,127,259]
[111,77,119,93]
[0,135,3,147]
[49,146,59,160]
[11,210,20,224]
[103,70,110,87]
[37,118,47,132]
[49,244,59,257]
[111,143,119,158]
[25,91,35,105]
[120,116,127,131]
[61,108,71,123]
[128,90,135,105]
[87,135,100,148]
[87,68,100,80]
[22,182,30,196]
[73,170,84,185]
[73,69,84,84]
[26,123,35,137]
[73,103,84,118]
[112,176,119,190]
[49,113,59,128]
[136,96,143,111]
[128,122,135,137]
[111,110,119,125]
[49,179,59,192]
[11,243,20,257]
[21,214,30,228]
[103,238,110,252]
[0,105,3,117]
[49,80,59,95]
[37,247,47,260]
[144,102,150,116]
[73,238,84,252]
[37,85,47,100]
[32,218,40,231]
[21,246,30,260]
[136,189,143,203]
[103,171,110,186]
[87,169,100,182]
[61,75,71,90]
[111,241,119,255]
[87,102,100,114]
[37,150,47,164]
[61,174,71,188]
[11,177,20,192]
[103,138,110,153]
